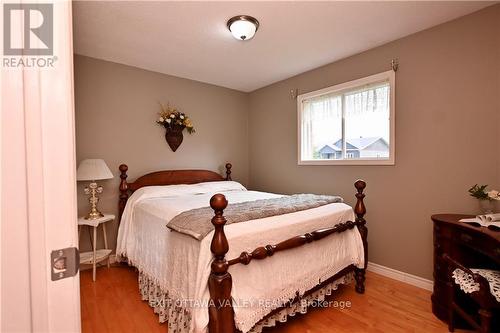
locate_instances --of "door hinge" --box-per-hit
[51,247,79,281]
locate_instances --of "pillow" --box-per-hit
[196,181,247,193]
[127,181,246,204]
[128,184,206,203]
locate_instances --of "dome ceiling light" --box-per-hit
[227,15,259,41]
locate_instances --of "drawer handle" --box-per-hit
[460,233,473,242]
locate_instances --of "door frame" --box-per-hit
[1,1,81,331]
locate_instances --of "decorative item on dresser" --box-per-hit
[468,184,500,214]
[117,162,368,333]
[431,214,500,331]
[76,159,114,219]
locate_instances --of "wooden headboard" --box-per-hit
[118,163,232,221]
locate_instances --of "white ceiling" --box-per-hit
[73,1,495,92]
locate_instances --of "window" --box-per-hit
[298,70,395,165]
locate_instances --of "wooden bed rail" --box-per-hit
[208,180,367,333]
[227,220,361,266]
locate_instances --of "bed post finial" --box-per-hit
[225,163,232,181]
[354,180,366,222]
[354,179,367,294]
[208,194,235,333]
[118,164,129,221]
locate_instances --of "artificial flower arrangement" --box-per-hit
[468,184,500,201]
[156,103,195,151]
[156,103,195,134]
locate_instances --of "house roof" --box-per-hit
[319,137,387,153]
[339,137,386,150]
[318,144,341,153]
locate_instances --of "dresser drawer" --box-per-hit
[456,228,500,263]
[457,230,476,245]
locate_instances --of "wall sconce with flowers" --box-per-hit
[156,103,195,152]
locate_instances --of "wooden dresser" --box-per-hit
[431,214,500,323]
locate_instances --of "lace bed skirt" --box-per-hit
[248,273,353,333]
[139,271,354,333]
[139,273,191,333]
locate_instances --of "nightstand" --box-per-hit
[78,214,114,281]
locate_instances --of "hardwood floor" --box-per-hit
[80,266,460,333]
[80,265,165,333]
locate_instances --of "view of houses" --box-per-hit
[317,137,389,159]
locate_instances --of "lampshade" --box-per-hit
[227,15,259,41]
[77,159,113,181]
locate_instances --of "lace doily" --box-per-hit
[451,268,500,303]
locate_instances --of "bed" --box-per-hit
[116,163,367,333]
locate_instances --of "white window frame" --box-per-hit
[297,70,395,166]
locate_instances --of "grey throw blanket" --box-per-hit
[167,194,343,240]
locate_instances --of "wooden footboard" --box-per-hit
[208,180,367,333]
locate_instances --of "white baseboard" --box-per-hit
[367,262,434,291]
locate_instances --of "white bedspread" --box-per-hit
[116,182,364,333]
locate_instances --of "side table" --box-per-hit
[78,214,114,281]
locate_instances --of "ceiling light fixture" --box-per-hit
[227,15,259,41]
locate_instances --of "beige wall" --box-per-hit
[74,55,249,252]
[75,5,500,278]
[247,5,500,279]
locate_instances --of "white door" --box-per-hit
[1,1,81,331]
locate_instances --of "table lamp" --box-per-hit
[77,159,113,220]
